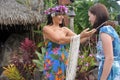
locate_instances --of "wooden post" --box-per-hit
[58,0,71,5]
[68,7,76,32]
[69,17,74,32]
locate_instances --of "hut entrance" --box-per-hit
[0,25,32,74]
[0,31,10,63]
[0,31,10,47]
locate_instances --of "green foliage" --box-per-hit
[3,38,36,80]
[34,30,42,35]
[3,64,25,80]
[77,49,96,73]
[76,38,97,79]
[44,0,58,10]
[95,0,120,20]
[115,25,120,36]
[71,0,120,34]
[95,0,120,12]
[34,23,46,36]
[33,47,46,71]
[34,22,46,46]
[33,22,46,72]
[70,1,94,34]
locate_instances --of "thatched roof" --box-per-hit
[0,0,42,26]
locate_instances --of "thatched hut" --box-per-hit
[0,0,44,71]
[0,0,43,37]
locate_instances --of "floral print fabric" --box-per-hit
[96,25,120,80]
[43,41,68,80]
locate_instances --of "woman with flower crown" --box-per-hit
[43,5,96,80]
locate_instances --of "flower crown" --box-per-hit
[44,5,68,16]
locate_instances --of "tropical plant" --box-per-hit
[3,38,37,80]
[115,25,120,36]
[69,0,94,34]
[3,64,25,80]
[77,50,96,73]
[69,0,120,34]
[76,44,97,80]
[33,47,46,71]
[44,0,58,10]
[95,0,120,20]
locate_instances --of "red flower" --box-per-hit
[20,38,36,54]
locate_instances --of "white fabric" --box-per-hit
[66,34,80,80]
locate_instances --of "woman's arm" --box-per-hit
[62,27,76,36]
[80,37,90,43]
[62,27,96,43]
[43,26,72,44]
[100,33,114,80]
[63,27,96,38]
[43,26,96,44]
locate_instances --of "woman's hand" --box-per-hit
[80,37,90,44]
[80,28,96,39]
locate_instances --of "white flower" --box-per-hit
[51,13,55,17]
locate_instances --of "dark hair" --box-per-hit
[46,14,65,27]
[89,3,115,33]
[70,0,74,3]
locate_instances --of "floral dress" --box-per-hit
[43,41,68,80]
[96,25,120,80]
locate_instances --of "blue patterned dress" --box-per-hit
[96,25,120,80]
[43,41,68,80]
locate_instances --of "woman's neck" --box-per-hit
[52,24,60,28]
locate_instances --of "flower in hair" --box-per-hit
[44,5,68,15]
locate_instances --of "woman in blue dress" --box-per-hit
[88,3,120,80]
[43,5,96,80]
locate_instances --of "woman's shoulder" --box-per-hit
[43,25,53,33]
[62,26,68,29]
[100,25,114,32]
[62,26,72,31]
[101,25,113,28]
[99,25,117,38]
[43,25,50,30]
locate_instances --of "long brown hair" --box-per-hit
[89,3,115,33]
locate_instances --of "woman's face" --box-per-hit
[52,15,64,24]
[88,11,96,25]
